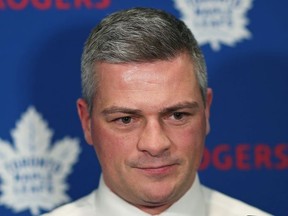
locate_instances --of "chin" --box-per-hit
[139,184,179,205]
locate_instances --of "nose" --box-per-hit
[137,119,172,157]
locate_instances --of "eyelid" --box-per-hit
[170,111,191,118]
[103,110,142,122]
[107,114,131,122]
[109,114,141,124]
[173,111,191,115]
[162,109,198,120]
[164,109,193,118]
[113,116,132,124]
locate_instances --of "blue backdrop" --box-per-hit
[0,0,287,215]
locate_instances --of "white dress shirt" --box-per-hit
[42,175,272,216]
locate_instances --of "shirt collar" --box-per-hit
[95,174,206,216]
[160,174,206,216]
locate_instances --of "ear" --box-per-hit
[77,98,93,145]
[205,88,213,135]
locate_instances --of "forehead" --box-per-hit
[92,53,202,111]
[95,53,196,88]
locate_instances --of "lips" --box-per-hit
[139,164,175,169]
[136,164,178,176]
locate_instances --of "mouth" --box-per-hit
[136,164,178,176]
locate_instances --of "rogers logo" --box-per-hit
[0,0,111,10]
[200,143,288,171]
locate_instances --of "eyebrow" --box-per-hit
[101,101,199,116]
[159,101,200,115]
[102,106,142,116]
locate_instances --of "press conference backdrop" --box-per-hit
[0,0,287,215]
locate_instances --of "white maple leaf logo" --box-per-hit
[174,0,253,51]
[0,107,81,215]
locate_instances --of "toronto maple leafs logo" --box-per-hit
[0,107,81,215]
[174,0,253,50]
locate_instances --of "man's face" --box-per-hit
[77,53,212,214]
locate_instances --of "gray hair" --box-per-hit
[81,7,207,114]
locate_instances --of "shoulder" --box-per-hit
[41,191,96,216]
[202,185,272,216]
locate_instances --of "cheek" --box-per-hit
[168,120,206,164]
[171,121,206,147]
[91,122,136,166]
[177,129,204,153]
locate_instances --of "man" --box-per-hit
[44,7,271,216]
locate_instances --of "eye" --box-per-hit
[172,112,185,120]
[116,116,132,124]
